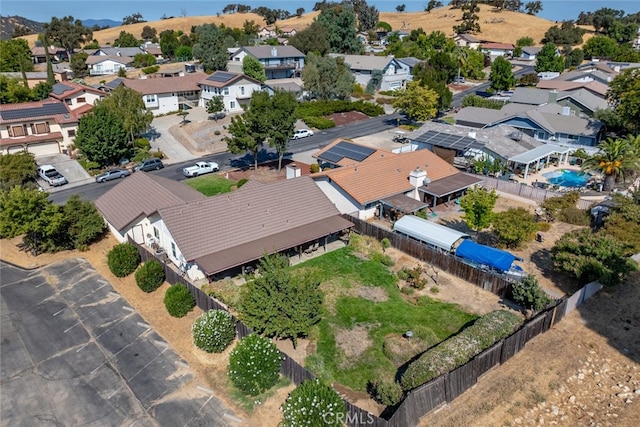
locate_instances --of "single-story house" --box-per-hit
[313,138,394,168]
[454,102,604,146]
[230,46,305,80]
[454,33,481,49]
[520,46,542,61]
[329,54,410,91]
[0,71,68,88]
[120,72,207,115]
[85,56,133,76]
[481,42,514,59]
[49,81,106,112]
[312,148,482,219]
[198,71,265,113]
[30,46,68,64]
[95,173,353,280]
[0,100,81,156]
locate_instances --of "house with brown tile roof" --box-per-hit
[312,149,480,219]
[481,42,514,59]
[313,138,396,167]
[120,72,207,115]
[96,174,352,280]
[0,100,82,156]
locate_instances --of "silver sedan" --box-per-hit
[95,168,130,183]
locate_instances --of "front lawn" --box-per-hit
[294,247,477,392]
[184,174,237,196]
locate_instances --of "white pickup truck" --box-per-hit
[37,165,68,187]
[182,161,219,177]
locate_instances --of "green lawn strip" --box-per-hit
[184,175,237,196]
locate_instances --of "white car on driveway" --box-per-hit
[182,161,220,177]
[291,129,314,139]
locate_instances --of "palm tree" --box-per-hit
[581,137,639,191]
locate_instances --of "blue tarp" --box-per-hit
[455,240,516,273]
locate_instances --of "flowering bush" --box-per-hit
[163,283,196,318]
[281,379,345,427]
[107,243,140,277]
[192,309,236,353]
[228,334,282,396]
[134,260,165,293]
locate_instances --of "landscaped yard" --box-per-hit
[183,174,238,196]
[293,246,477,392]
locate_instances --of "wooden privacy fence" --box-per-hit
[344,215,513,296]
[473,174,594,210]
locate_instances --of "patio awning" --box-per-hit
[420,173,483,198]
[508,144,572,165]
[194,216,353,276]
[380,194,431,213]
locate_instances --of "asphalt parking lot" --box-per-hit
[0,258,236,426]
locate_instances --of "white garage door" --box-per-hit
[28,142,60,157]
[7,145,26,154]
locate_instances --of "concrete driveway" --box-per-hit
[0,258,237,426]
[36,154,94,193]
[146,110,203,165]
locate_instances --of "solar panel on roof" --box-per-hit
[207,71,237,82]
[321,151,345,163]
[414,130,484,151]
[321,141,376,163]
[52,83,73,95]
[0,103,69,120]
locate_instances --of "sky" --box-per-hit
[1,0,640,24]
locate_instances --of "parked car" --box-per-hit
[95,168,130,183]
[132,158,164,172]
[453,76,466,84]
[292,129,314,139]
[183,161,219,178]
[37,165,68,187]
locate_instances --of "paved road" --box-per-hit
[0,258,237,427]
[49,112,403,204]
[451,64,535,108]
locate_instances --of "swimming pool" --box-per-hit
[543,169,590,188]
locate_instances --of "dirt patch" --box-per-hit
[336,325,375,361]
[226,159,312,184]
[326,111,370,127]
[358,286,388,302]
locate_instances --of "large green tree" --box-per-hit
[607,68,640,133]
[581,137,639,191]
[392,81,439,122]
[0,152,37,190]
[62,195,105,251]
[192,24,228,73]
[113,31,140,47]
[267,90,298,171]
[287,21,330,55]
[70,51,89,78]
[301,52,354,100]
[74,106,129,166]
[242,55,266,82]
[492,207,538,249]
[583,35,619,59]
[317,4,363,54]
[489,56,516,92]
[542,20,585,46]
[159,30,179,58]
[0,76,33,103]
[458,186,498,234]
[225,91,272,170]
[100,85,153,143]
[552,229,637,286]
[535,43,565,73]
[43,16,93,60]
[239,254,322,348]
[0,39,34,73]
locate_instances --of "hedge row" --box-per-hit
[400,310,522,390]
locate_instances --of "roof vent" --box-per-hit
[509,131,522,141]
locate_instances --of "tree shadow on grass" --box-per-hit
[529,248,581,295]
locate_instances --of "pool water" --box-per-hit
[544,169,590,188]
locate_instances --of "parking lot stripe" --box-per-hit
[53,308,65,316]
[64,322,80,333]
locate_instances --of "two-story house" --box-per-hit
[86,55,133,76]
[49,81,106,114]
[120,73,206,115]
[0,100,80,156]
[330,54,410,91]
[198,71,266,113]
[230,46,305,80]
[454,33,481,49]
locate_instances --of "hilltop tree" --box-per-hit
[535,43,565,73]
[453,0,481,34]
[288,21,330,55]
[489,56,515,92]
[43,16,92,61]
[192,24,228,72]
[141,25,157,41]
[242,55,266,82]
[426,1,443,13]
[301,53,354,100]
[392,81,439,122]
[317,4,363,54]
[524,1,542,15]
[113,31,140,48]
[543,21,585,46]
[122,13,146,25]
[459,187,498,234]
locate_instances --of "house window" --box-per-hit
[171,242,177,258]
[8,125,27,137]
[77,97,86,103]
[230,101,236,109]
[146,95,156,103]
[65,99,72,105]
[31,122,50,134]
[223,88,229,95]
[240,86,245,95]
[68,129,76,137]
[154,227,160,239]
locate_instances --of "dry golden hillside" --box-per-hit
[23,5,564,48]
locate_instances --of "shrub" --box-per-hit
[132,149,150,162]
[398,265,428,290]
[557,207,590,226]
[371,252,395,266]
[151,150,164,159]
[281,379,345,427]
[511,275,553,311]
[192,309,236,353]
[228,334,282,395]
[134,138,151,150]
[309,163,320,173]
[536,222,552,232]
[237,178,248,188]
[372,380,404,406]
[381,237,391,251]
[214,130,221,135]
[164,284,196,317]
[134,260,165,293]
[301,115,335,129]
[401,310,522,390]
[141,65,160,74]
[107,243,140,277]
[77,157,101,172]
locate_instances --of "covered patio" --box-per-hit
[508,144,572,179]
[419,173,484,208]
[378,193,432,221]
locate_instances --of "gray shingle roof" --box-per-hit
[240,45,304,59]
[330,54,394,71]
[159,176,344,262]
[557,88,609,113]
[95,173,204,231]
[510,87,554,105]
